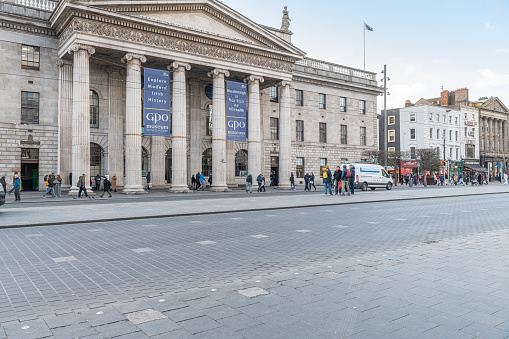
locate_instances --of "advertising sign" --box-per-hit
[143,68,170,137]
[226,81,247,141]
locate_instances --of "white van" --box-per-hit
[340,163,393,191]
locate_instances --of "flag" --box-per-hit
[364,23,373,31]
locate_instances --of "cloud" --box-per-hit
[384,82,428,110]
[432,59,448,66]
[496,48,509,54]
[475,69,509,89]
[484,22,497,31]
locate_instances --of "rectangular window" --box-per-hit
[449,116,452,124]
[456,148,459,159]
[296,157,304,178]
[320,158,327,176]
[430,128,433,139]
[388,130,395,142]
[360,126,366,146]
[410,128,416,140]
[472,114,475,120]
[442,129,446,139]
[340,125,348,144]
[466,145,475,158]
[388,115,395,125]
[21,45,40,70]
[360,100,366,114]
[318,93,326,109]
[449,148,453,159]
[410,147,416,159]
[455,117,458,125]
[21,91,40,124]
[319,122,327,143]
[455,131,458,142]
[388,147,396,152]
[436,114,440,122]
[269,86,278,102]
[464,127,468,137]
[410,113,416,122]
[449,130,452,141]
[429,113,433,121]
[443,115,446,123]
[295,89,303,106]
[270,117,279,140]
[340,97,347,112]
[437,128,440,139]
[296,120,304,142]
[464,113,467,119]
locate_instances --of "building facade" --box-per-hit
[0,0,380,192]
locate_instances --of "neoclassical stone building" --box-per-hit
[0,0,380,192]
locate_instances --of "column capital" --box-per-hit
[67,44,95,56]
[56,59,72,67]
[208,68,230,78]
[121,53,147,64]
[243,75,264,84]
[276,80,292,88]
[169,61,191,71]
[106,67,125,75]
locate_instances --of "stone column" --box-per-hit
[226,140,237,187]
[68,44,95,195]
[483,117,488,152]
[503,120,507,155]
[121,53,146,194]
[57,59,73,189]
[278,81,292,189]
[151,136,166,188]
[189,79,202,182]
[208,68,230,191]
[169,61,191,193]
[244,75,264,177]
[106,67,125,188]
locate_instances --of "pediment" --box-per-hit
[481,97,509,113]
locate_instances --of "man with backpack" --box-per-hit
[322,165,332,195]
[246,173,253,193]
[42,174,56,198]
[341,165,351,196]
[256,174,263,192]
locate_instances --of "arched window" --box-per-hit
[90,90,99,128]
[235,149,248,176]
[202,148,212,176]
[90,143,104,176]
[142,147,149,177]
[206,104,212,136]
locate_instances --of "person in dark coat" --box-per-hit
[290,173,295,190]
[94,174,101,191]
[261,175,266,192]
[196,172,201,190]
[208,173,212,187]
[246,173,253,193]
[146,171,151,191]
[349,165,356,195]
[191,175,196,190]
[100,177,112,198]
[310,173,316,191]
[333,166,341,195]
[304,173,310,191]
[0,176,6,193]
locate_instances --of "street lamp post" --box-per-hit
[382,64,388,168]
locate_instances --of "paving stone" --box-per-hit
[44,313,87,329]
[217,313,262,331]
[136,318,180,336]
[112,300,152,314]
[125,309,166,325]
[94,320,139,338]
[237,303,276,318]
[177,315,221,334]
[4,319,53,339]
[79,306,126,326]
[236,287,270,298]
[202,305,240,320]
[151,329,194,339]
[192,326,244,339]
[50,322,97,339]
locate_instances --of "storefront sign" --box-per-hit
[401,161,419,167]
[464,121,476,126]
[226,81,247,141]
[143,68,170,137]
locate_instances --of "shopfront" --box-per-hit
[400,161,419,175]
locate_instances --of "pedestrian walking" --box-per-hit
[261,175,266,192]
[196,172,201,190]
[0,176,6,194]
[341,165,350,196]
[270,172,275,187]
[458,173,464,186]
[54,174,62,197]
[13,174,21,202]
[94,174,101,191]
[100,176,112,198]
[439,174,444,186]
[78,173,91,199]
[290,172,295,190]
[304,173,310,191]
[349,165,355,195]
[322,166,332,195]
[208,172,212,188]
[191,175,196,190]
[310,172,316,191]
[504,173,508,186]
[257,174,263,192]
[146,171,151,191]
[333,166,341,195]
[111,175,117,192]
[246,173,252,193]
[8,173,18,195]
[199,172,205,190]
[42,175,56,198]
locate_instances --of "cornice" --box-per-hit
[0,19,55,37]
[60,18,294,73]
[292,75,382,96]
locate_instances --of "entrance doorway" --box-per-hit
[270,155,279,186]
[21,148,39,190]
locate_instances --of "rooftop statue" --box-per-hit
[281,6,291,31]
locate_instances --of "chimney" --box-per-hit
[405,100,413,107]
[454,88,469,105]
[440,90,449,106]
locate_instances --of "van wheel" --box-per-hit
[386,182,393,190]
[370,187,376,191]
[361,183,368,191]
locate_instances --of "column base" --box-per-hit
[150,184,169,190]
[277,183,292,190]
[227,183,238,188]
[169,185,189,193]
[210,185,229,192]
[122,185,147,194]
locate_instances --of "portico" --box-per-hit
[51,0,304,194]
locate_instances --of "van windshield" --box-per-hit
[381,169,390,178]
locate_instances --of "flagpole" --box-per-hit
[363,21,365,70]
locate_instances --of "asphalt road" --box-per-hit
[1,192,509,338]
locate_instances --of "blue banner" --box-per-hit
[143,68,170,137]
[226,81,247,141]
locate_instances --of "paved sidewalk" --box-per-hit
[1,183,507,227]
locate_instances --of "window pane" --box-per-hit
[340,97,347,112]
[340,125,347,144]
[319,122,327,143]
[21,91,39,124]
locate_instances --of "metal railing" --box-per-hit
[3,0,58,11]
[294,57,377,81]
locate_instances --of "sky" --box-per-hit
[221,0,509,112]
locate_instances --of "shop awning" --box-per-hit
[464,165,488,172]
